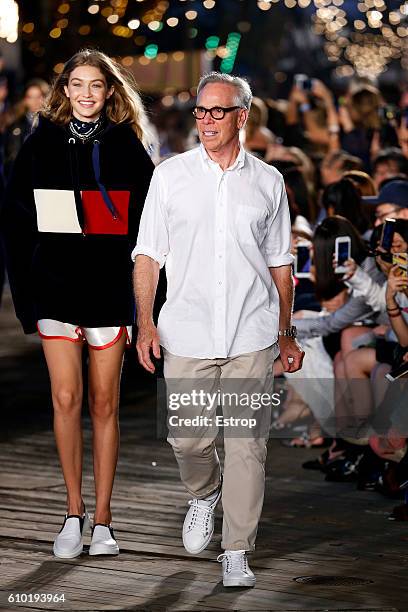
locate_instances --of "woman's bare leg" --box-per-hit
[42,339,84,515]
[344,347,377,427]
[88,334,126,525]
[340,326,371,357]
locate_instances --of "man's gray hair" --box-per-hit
[197,72,253,109]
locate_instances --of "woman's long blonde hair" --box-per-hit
[42,49,152,148]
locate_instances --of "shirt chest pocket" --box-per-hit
[234,204,268,246]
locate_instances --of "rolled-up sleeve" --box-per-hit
[131,167,169,268]
[263,175,294,267]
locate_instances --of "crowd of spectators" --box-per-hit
[0,58,407,520]
[244,76,408,523]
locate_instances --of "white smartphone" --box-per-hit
[385,361,408,382]
[334,236,351,274]
[294,240,312,279]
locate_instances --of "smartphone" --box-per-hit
[294,73,313,91]
[385,360,408,382]
[294,241,311,279]
[380,218,396,252]
[378,104,400,123]
[334,236,351,274]
[392,252,408,279]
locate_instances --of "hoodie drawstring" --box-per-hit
[92,140,118,220]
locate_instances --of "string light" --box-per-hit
[128,19,140,29]
[22,22,35,34]
[57,3,70,14]
[0,0,19,42]
[49,27,62,38]
[18,0,408,82]
[185,10,198,20]
[144,43,158,58]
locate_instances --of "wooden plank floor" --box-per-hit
[0,288,407,612]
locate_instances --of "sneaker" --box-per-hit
[217,550,256,587]
[89,524,119,556]
[53,512,90,559]
[182,484,222,554]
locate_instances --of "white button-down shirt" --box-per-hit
[132,145,293,358]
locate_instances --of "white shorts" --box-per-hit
[37,319,132,350]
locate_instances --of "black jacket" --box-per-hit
[2,116,154,333]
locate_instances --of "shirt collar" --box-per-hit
[199,143,246,175]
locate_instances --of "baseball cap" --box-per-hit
[363,179,408,208]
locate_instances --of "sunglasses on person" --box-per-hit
[192,106,245,120]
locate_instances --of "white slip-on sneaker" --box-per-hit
[89,524,119,556]
[53,512,90,559]
[217,550,256,587]
[182,483,222,554]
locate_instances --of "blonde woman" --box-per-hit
[3,49,154,558]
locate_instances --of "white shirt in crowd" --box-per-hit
[132,145,293,359]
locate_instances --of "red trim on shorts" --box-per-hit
[36,322,83,343]
[87,326,128,351]
[124,326,131,348]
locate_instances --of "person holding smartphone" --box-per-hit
[2,49,154,558]
[385,261,408,349]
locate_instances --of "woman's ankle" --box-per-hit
[94,510,112,525]
[67,498,85,516]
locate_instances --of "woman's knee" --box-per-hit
[53,387,82,416]
[88,390,118,420]
[344,348,375,377]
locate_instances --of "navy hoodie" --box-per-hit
[2,116,154,333]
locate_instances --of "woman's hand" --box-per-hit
[331,254,356,280]
[312,79,334,106]
[386,265,408,299]
[342,258,357,280]
[289,85,309,105]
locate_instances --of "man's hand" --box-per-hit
[279,337,305,373]
[136,322,161,374]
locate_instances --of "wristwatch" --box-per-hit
[278,326,297,339]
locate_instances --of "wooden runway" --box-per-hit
[0,289,406,611]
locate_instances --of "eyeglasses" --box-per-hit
[192,106,244,120]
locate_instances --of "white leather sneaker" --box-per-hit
[182,484,222,554]
[89,524,119,556]
[53,512,90,559]
[217,550,256,587]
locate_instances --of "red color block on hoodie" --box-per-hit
[82,190,130,235]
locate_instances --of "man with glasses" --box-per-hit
[363,180,408,226]
[132,72,304,587]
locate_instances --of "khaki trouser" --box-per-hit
[163,344,278,551]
